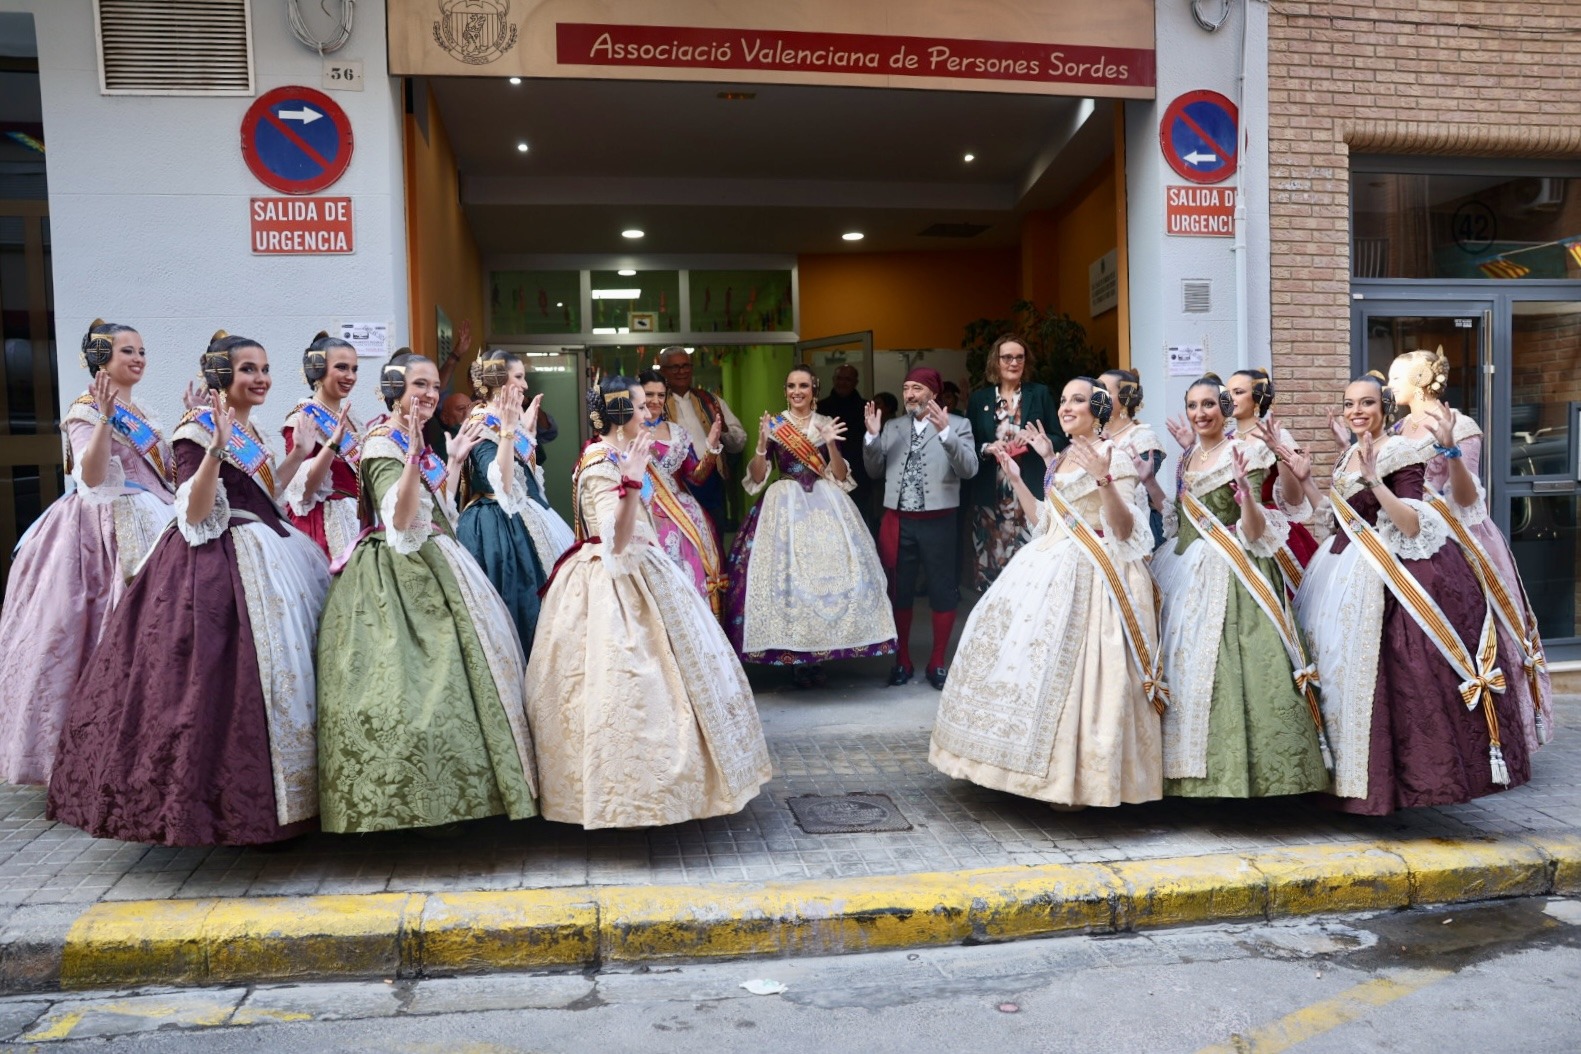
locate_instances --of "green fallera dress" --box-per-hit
[315,426,539,833]
[1150,440,1329,798]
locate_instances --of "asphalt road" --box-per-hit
[4,896,1580,1052]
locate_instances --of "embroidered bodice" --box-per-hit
[1173,440,1275,554]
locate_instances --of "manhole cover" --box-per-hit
[786,793,912,834]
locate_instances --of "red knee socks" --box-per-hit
[928,611,956,670]
[893,606,914,669]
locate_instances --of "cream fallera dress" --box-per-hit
[930,449,1163,806]
[526,444,773,828]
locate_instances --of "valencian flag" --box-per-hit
[1567,238,1581,271]
[1477,256,1531,279]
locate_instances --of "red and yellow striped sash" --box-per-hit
[1328,490,1509,784]
[1181,489,1330,763]
[1045,486,1169,715]
[770,415,827,477]
[646,463,726,614]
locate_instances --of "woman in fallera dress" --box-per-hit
[1151,375,1329,799]
[725,365,896,688]
[47,332,330,846]
[931,378,1165,807]
[1386,346,1553,752]
[283,331,362,561]
[1098,368,1168,550]
[526,377,771,829]
[315,352,540,833]
[1292,374,1532,814]
[0,320,177,786]
[637,368,728,615]
[454,349,561,653]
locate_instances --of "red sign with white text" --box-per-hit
[1166,185,1236,238]
[250,197,354,254]
[555,22,1154,90]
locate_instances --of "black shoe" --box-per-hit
[808,665,827,688]
[791,665,817,689]
[926,666,948,690]
[887,664,914,687]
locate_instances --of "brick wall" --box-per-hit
[1266,0,1581,452]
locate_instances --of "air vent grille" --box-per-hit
[1182,279,1212,314]
[95,0,255,96]
[917,222,991,238]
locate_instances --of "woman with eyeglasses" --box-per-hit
[965,336,1063,590]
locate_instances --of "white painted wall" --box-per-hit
[0,0,409,436]
[1125,0,1267,485]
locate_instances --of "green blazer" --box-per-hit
[965,381,1066,503]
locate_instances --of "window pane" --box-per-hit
[689,270,793,332]
[1510,302,1581,478]
[1352,172,1581,280]
[490,270,580,335]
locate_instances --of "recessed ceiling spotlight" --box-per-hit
[842,231,864,241]
[509,77,522,85]
[555,301,564,307]
[516,142,529,153]
[617,268,637,276]
[963,153,976,162]
[622,229,645,239]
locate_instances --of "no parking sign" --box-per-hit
[1159,90,1238,185]
[240,86,354,195]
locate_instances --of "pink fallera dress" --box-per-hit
[0,395,176,784]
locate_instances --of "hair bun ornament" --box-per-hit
[473,352,511,395]
[80,318,115,375]
[378,354,414,410]
[585,385,606,434]
[1083,379,1114,429]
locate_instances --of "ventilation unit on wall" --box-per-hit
[94,0,255,96]
[1182,279,1212,314]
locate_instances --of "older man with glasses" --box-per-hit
[657,346,747,538]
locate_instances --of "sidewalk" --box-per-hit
[1,657,1578,992]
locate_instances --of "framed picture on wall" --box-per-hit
[629,311,658,332]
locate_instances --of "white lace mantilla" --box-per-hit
[173,475,231,546]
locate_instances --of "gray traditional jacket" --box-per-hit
[862,412,979,512]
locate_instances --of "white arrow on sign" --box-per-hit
[1184,150,1218,165]
[276,106,322,124]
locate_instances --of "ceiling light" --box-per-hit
[617,268,637,276]
[842,231,864,241]
[591,288,642,299]
[508,77,521,85]
[963,153,975,162]
[516,142,529,153]
[622,229,644,239]
[555,301,564,307]
[592,327,617,334]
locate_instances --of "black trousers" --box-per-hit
[892,512,960,612]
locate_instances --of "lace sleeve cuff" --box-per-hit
[824,466,858,493]
[1440,475,1488,527]
[486,457,531,517]
[742,465,771,496]
[1375,497,1450,560]
[1102,479,1156,561]
[599,531,646,578]
[1272,487,1314,524]
[1029,499,1051,538]
[379,478,433,555]
[1161,501,1180,540]
[72,453,127,507]
[1236,505,1291,559]
[283,461,334,517]
[174,476,230,546]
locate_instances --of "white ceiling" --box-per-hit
[429,77,1116,257]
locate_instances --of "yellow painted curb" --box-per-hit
[1250,844,1413,917]
[1108,854,1265,929]
[1383,837,1551,904]
[419,890,596,971]
[46,833,1573,990]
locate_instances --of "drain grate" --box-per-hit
[786,793,912,834]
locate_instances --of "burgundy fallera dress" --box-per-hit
[1296,455,1531,816]
[48,437,328,846]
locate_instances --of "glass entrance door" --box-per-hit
[1354,300,1492,485]
[1505,302,1581,645]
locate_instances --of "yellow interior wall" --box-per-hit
[1017,159,1122,366]
[797,248,1019,348]
[404,84,485,380]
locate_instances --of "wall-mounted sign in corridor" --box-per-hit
[1159,90,1237,185]
[240,86,355,196]
[387,0,1157,98]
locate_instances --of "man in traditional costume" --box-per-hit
[863,366,979,689]
[659,346,746,537]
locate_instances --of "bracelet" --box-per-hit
[611,476,644,499]
[1434,443,1463,459]
[755,447,768,457]
[406,452,423,466]
[206,445,225,461]
[706,444,723,457]
[1094,473,1113,488]
[89,409,110,426]
[1358,476,1381,490]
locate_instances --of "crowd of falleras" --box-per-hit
[0,318,1555,846]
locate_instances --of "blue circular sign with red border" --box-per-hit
[1159,90,1238,185]
[240,86,354,195]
